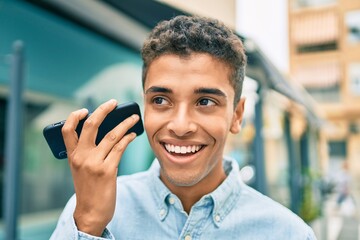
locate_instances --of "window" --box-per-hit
[345,10,360,44]
[349,63,360,96]
[328,140,347,157]
[292,61,341,102]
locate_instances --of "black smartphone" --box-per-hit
[43,101,144,159]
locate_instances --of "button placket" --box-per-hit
[158,205,168,221]
[169,197,175,205]
[184,234,192,240]
[159,208,166,217]
[214,214,221,223]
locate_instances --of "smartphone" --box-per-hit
[43,101,144,159]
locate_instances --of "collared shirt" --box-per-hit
[50,157,317,240]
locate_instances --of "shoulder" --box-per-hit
[231,184,316,238]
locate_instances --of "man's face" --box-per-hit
[143,53,244,190]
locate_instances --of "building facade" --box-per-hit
[288,0,360,183]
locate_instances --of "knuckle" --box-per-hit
[70,154,107,177]
[83,118,96,129]
[113,134,134,153]
[106,132,117,142]
[69,154,82,169]
[98,103,110,113]
[114,142,126,153]
[61,125,71,135]
[124,116,136,126]
[69,111,78,118]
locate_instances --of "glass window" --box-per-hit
[349,62,360,96]
[328,140,347,157]
[345,10,360,44]
[292,61,341,102]
[0,1,152,238]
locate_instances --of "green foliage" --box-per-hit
[299,169,321,223]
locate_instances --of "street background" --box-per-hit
[0,0,359,239]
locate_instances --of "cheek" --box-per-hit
[144,108,163,135]
[204,115,230,140]
[144,111,153,135]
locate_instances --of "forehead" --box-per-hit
[144,53,233,92]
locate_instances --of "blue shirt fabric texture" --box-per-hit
[50,157,317,240]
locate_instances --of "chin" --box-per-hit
[160,167,207,187]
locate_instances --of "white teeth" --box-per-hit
[174,146,181,153]
[180,146,187,154]
[164,144,202,154]
[191,146,196,153]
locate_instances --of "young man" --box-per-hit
[51,15,317,239]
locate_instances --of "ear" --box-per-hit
[230,98,246,134]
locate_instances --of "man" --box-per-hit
[51,15,317,239]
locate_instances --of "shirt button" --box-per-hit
[215,214,221,222]
[159,208,166,217]
[184,235,192,240]
[169,197,175,205]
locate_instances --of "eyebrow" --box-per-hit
[144,86,227,98]
[194,88,227,98]
[145,86,172,94]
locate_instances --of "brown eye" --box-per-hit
[153,97,168,105]
[198,98,216,106]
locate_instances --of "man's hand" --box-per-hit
[61,99,139,236]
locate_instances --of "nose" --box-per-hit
[166,105,197,137]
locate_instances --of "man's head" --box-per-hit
[141,15,247,106]
[141,15,247,197]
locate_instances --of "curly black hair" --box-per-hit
[141,15,247,106]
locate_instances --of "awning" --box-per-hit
[292,61,340,88]
[291,9,339,46]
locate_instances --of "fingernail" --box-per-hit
[131,114,139,120]
[109,99,117,105]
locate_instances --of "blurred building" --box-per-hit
[288,0,360,180]
[159,0,236,29]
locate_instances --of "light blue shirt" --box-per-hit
[51,157,317,240]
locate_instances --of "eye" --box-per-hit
[198,98,216,106]
[152,97,169,105]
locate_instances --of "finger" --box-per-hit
[62,108,89,155]
[78,99,117,146]
[104,132,137,169]
[97,114,140,158]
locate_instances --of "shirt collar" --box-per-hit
[148,157,243,225]
[149,159,171,221]
[209,156,242,227]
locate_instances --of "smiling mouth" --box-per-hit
[162,143,204,155]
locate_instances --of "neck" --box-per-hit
[162,164,226,214]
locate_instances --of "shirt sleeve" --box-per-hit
[49,195,115,240]
[306,226,318,240]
